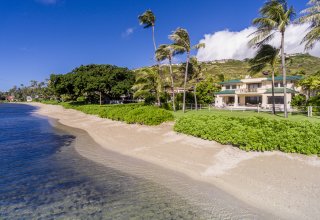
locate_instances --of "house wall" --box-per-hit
[217,77,300,109]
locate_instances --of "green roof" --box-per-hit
[219,79,241,85]
[215,90,236,95]
[266,75,303,81]
[264,88,299,94]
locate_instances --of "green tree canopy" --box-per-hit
[49,64,135,103]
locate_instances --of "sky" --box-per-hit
[0,0,312,91]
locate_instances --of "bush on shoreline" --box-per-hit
[39,101,174,126]
[174,115,320,155]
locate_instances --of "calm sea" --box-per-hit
[0,104,210,219]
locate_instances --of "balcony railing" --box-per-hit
[238,88,259,93]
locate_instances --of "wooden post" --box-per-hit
[99,92,102,106]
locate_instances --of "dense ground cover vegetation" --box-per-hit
[41,101,174,126]
[173,108,320,123]
[174,115,320,155]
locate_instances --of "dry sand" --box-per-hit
[29,103,320,220]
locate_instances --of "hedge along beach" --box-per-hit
[29,102,320,220]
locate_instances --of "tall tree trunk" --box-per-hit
[169,58,176,111]
[281,31,288,118]
[271,70,276,114]
[99,91,102,106]
[194,84,198,110]
[152,25,157,52]
[182,52,190,113]
[152,25,162,106]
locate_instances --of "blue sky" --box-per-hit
[0,0,307,91]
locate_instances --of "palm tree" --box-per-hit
[298,0,320,50]
[139,10,164,105]
[190,57,203,110]
[138,10,157,52]
[249,44,280,114]
[169,28,205,113]
[132,68,161,104]
[249,0,295,118]
[155,44,180,111]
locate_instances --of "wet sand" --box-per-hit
[30,103,320,219]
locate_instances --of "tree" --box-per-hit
[189,57,203,110]
[132,68,161,104]
[49,65,135,103]
[155,44,183,111]
[195,77,220,104]
[298,0,320,50]
[138,10,157,51]
[298,71,320,100]
[138,10,163,105]
[250,0,295,118]
[249,44,280,114]
[169,28,205,113]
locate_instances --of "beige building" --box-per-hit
[214,75,303,110]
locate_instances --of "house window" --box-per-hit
[245,96,262,105]
[226,85,237,90]
[248,83,262,89]
[268,96,284,104]
[275,82,284,87]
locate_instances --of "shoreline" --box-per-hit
[29,103,320,219]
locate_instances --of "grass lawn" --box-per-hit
[173,109,320,123]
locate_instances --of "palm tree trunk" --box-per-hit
[182,52,190,113]
[169,58,176,111]
[152,25,162,106]
[194,84,198,111]
[281,31,288,118]
[152,25,157,52]
[271,70,276,114]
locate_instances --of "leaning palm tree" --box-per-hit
[138,10,157,51]
[169,28,205,113]
[155,44,179,111]
[249,0,295,118]
[298,0,320,50]
[249,44,280,114]
[138,10,163,105]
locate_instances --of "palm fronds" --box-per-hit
[138,10,155,29]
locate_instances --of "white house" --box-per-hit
[214,75,303,110]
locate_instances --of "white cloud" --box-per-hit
[122,27,135,38]
[196,23,320,61]
[36,0,59,5]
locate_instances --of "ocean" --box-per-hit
[0,104,209,219]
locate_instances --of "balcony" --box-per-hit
[237,88,258,93]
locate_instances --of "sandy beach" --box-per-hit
[29,103,320,220]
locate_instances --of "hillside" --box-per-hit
[201,54,320,80]
[136,54,320,87]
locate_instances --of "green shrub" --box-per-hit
[124,106,174,125]
[52,102,173,126]
[174,115,320,155]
